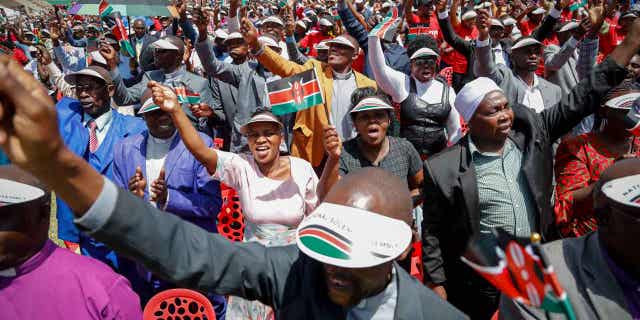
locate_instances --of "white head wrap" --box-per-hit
[455,77,504,122]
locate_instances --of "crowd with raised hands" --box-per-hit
[1,0,640,319]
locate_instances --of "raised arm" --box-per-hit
[193,8,242,86]
[531,0,567,42]
[473,9,504,84]
[240,13,309,77]
[436,4,473,58]
[540,19,640,142]
[150,81,219,175]
[367,34,409,103]
[544,37,579,72]
[338,0,369,51]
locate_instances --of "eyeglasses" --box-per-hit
[74,83,103,92]
[412,58,437,67]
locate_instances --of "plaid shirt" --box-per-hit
[469,138,537,239]
[339,137,422,183]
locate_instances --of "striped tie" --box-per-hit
[88,120,98,153]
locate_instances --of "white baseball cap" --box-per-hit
[409,47,439,60]
[326,35,356,49]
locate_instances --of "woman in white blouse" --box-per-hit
[368,33,463,158]
[149,81,328,319]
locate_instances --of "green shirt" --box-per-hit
[469,138,537,239]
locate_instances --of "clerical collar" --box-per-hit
[333,69,353,80]
[0,241,56,278]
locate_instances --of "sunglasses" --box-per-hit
[412,58,437,67]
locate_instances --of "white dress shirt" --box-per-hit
[145,131,176,207]
[516,74,545,113]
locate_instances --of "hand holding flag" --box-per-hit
[461,229,576,320]
[148,81,181,114]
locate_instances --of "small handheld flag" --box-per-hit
[461,229,576,320]
[174,86,202,104]
[266,68,324,115]
[369,7,400,43]
[101,3,135,58]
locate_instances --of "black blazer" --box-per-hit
[83,187,468,320]
[420,58,628,285]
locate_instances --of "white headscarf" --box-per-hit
[455,77,504,122]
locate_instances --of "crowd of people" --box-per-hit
[0,0,639,319]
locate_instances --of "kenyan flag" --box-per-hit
[369,7,399,42]
[175,86,202,104]
[298,224,352,260]
[267,69,324,116]
[101,8,135,58]
[98,0,114,18]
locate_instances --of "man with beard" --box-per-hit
[111,90,226,319]
[101,35,214,134]
[500,158,640,319]
[240,13,376,168]
[475,9,561,113]
[420,15,640,317]
[54,66,146,274]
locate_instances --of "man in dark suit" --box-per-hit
[500,159,640,320]
[129,18,158,72]
[421,17,640,320]
[0,70,469,319]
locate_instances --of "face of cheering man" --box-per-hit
[627,54,640,81]
[133,19,147,39]
[320,168,413,307]
[468,90,514,148]
[74,75,115,118]
[226,38,249,64]
[153,36,185,73]
[327,36,359,73]
[511,42,542,73]
[261,21,284,39]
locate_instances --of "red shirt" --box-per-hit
[442,25,477,74]
[12,47,28,65]
[518,20,539,37]
[554,133,640,237]
[407,13,443,43]
[299,31,331,57]
[599,19,625,57]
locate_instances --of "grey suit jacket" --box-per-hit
[111,68,214,133]
[83,186,469,320]
[475,41,562,112]
[499,233,633,320]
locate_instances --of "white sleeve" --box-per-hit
[212,150,250,191]
[444,88,463,145]
[367,35,409,103]
[304,162,320,216]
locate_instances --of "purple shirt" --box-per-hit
[0,240,142,320]
[603,248,640,319]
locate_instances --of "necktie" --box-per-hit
[88,120,98,153]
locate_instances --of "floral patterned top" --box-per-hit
[554,132,640,237]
